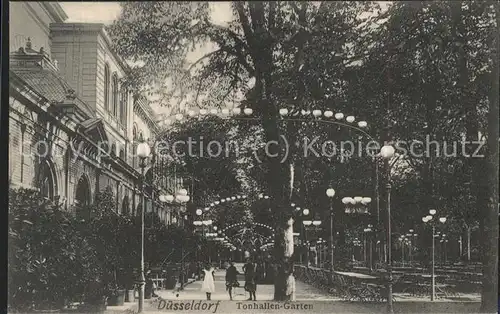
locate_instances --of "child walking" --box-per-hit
[201,263,215,300]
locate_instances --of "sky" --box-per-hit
[59,2,232,115]
[59,2,122,24]
[60,2,233,25]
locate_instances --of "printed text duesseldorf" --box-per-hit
[157,300,221,313]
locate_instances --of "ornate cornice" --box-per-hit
[41,2,68,22]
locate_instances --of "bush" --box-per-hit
[8,188,96,311]
[84,188,129,297]
[8,187,200,311]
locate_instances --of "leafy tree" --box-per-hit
[108,1,382,299]
[108,1,498,304]
[348,2,498,308]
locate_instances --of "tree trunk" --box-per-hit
[480,4,499,312]
[273,215,295,300]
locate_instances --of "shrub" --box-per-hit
[8,187,199,310]
[8,188,95,311]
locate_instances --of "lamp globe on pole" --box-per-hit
[326,188,336,198]
[137,142,151,159]
[380,145,395,159]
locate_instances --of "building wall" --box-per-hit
[9,2,59,55]
[50,29,99,111]
[9,2,174,224]
[9,93,99,210]
[50,23,146,167]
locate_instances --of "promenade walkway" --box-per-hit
[134,264,480,313]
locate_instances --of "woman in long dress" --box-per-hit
[201,263,215,300]
[242,259,257,301]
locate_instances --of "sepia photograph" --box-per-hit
[6,1,499,313]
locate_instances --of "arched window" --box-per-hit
[104,63,110,111]
[119,149,125,160]
[121,196,129,215]
[132,125,138,168]
[112,73,119,116]
[111,143,117,156]
[132,125,137,140]
[120,88,128,125]
[39,160,56,200]
[75,175,91,220]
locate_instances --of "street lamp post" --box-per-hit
[301,208,310,266]
[409,231,417,266]
[406,230,415,266]
[364,225,373,271]
[303,219,312,267]
[380,144,395,314]
[326,188,336,271]
[422,211,447,301]
[136,141,152,313]
[312,218,322,267]
[317,238,322,266]
[399,236,406,267]
[364,234,367,264]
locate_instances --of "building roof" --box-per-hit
[11,67,95,120]
[10,38,94,119]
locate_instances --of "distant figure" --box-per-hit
[189,261,197,279]
[145,270,159,298]
[201,263,215,300]
[197,262,203,280]
[243,259,257,301]
[225,261,240,300]
[255,260,263,283]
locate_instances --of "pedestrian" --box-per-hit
[197,262,203,280]
[201,263,215,300]
[255,260,265,283]
[242,259,257,301]
[225,261,240,300]
[145,270,158,298]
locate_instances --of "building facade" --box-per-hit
[9,2,185,225]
